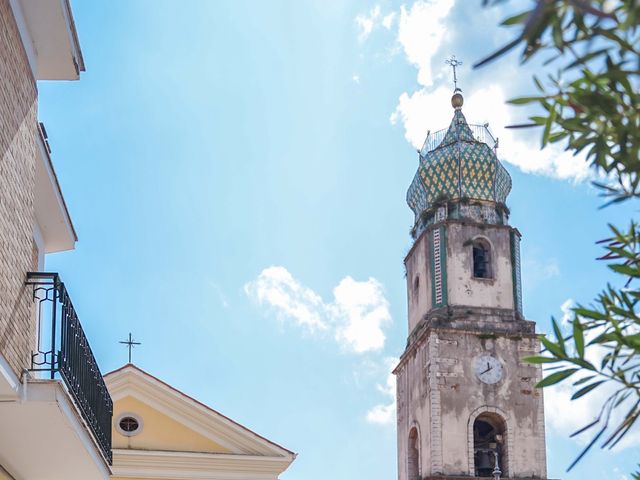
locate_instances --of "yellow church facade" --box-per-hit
[105,364,296,480]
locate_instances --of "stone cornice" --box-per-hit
[393,308,539,374]
[112,449,293,479]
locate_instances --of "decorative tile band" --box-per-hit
[431,225,447,308]
[510,230,523,315]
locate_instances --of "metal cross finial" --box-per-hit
[445,55,463,91]
[119,333,141,364]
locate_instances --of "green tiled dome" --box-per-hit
[407,103,511,223]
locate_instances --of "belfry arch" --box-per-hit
[468,406,512,477]
[407,426,420,480]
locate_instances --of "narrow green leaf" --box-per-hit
[571,380,606,400]
[573,318,585,358]
[574,307,609,321]
[552,317,564,344]
[523,355,561,364]
[542,105,557,148]
[536,368,579,388]
[508,96,543,105]
[501,11,530,26]
[540,335,566,358]
[572,375,596,386]
[610,264,640,277]
[474,37,523,69]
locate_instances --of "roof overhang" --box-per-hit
[35,123,77,253]
[0,379,110,480]
[10,0,85,80]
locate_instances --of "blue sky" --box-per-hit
[39,1,637,479]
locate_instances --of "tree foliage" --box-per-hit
[475,0,639,474]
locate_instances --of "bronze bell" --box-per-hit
[476,450,494,470]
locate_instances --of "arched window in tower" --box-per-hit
[472,239,492,279]
[473,413,507,477]
[408,427,420,480]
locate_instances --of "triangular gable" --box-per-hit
[112,395,232,453]
[105,364,294,459]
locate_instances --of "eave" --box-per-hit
[35,122,77,253]
[10,0,85,80]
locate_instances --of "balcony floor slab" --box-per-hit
[0,379,110,480]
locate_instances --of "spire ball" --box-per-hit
[451,90,464,109]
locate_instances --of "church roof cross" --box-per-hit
[445,55,463,91]
[119,332,141,364]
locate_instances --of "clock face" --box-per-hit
[473,355,503,385]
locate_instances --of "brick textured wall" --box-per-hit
[0,0,38,379]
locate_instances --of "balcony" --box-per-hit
[0,272,112,479]
[26,272,113,463]
[420,123,498,157]
[0,271,113,479]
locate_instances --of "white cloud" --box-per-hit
[356,1,592,182]
[244,266,328,333]
[331,277,391,353]
[390,83,591,181]
[396,0,454,87]
[382,12,396,30]
[560,298,575,327]
[366,357,398,425]
[355,5,381,43]
[245,266,392,353]
[352,74,360,84]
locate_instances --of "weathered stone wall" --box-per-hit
[445,222,515,310]
[0,0,38,379]
[435,330,546,477]
[405,231,432,335]
[397,328,547,479]
[396,339,432,480]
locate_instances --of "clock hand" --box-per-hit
[480,363,493,375]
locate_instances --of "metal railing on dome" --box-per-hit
[26,272,113,465]
[420,123,498,157]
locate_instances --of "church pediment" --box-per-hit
[104,365,294,459]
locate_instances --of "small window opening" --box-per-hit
[119,416,139,433]
[408,427,420,480]
[472,240,491,279]
[473,414,507,477]
[413,275,420,294]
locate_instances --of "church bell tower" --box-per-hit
[394,84,547,479]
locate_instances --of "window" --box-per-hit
[116,413,143,437]
[408,427,420,480]
[413,275,420,295]
[119,416,139,432]
[473,413,507,477]
[472,240,491,279]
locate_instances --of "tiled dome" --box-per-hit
[406,100,511,224]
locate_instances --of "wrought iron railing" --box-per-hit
[420,123,498,157]
[26,272,113,465]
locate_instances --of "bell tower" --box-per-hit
[394,84,547,479]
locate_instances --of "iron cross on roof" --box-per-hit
[445,55,463,91]
[119,332,141,364]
